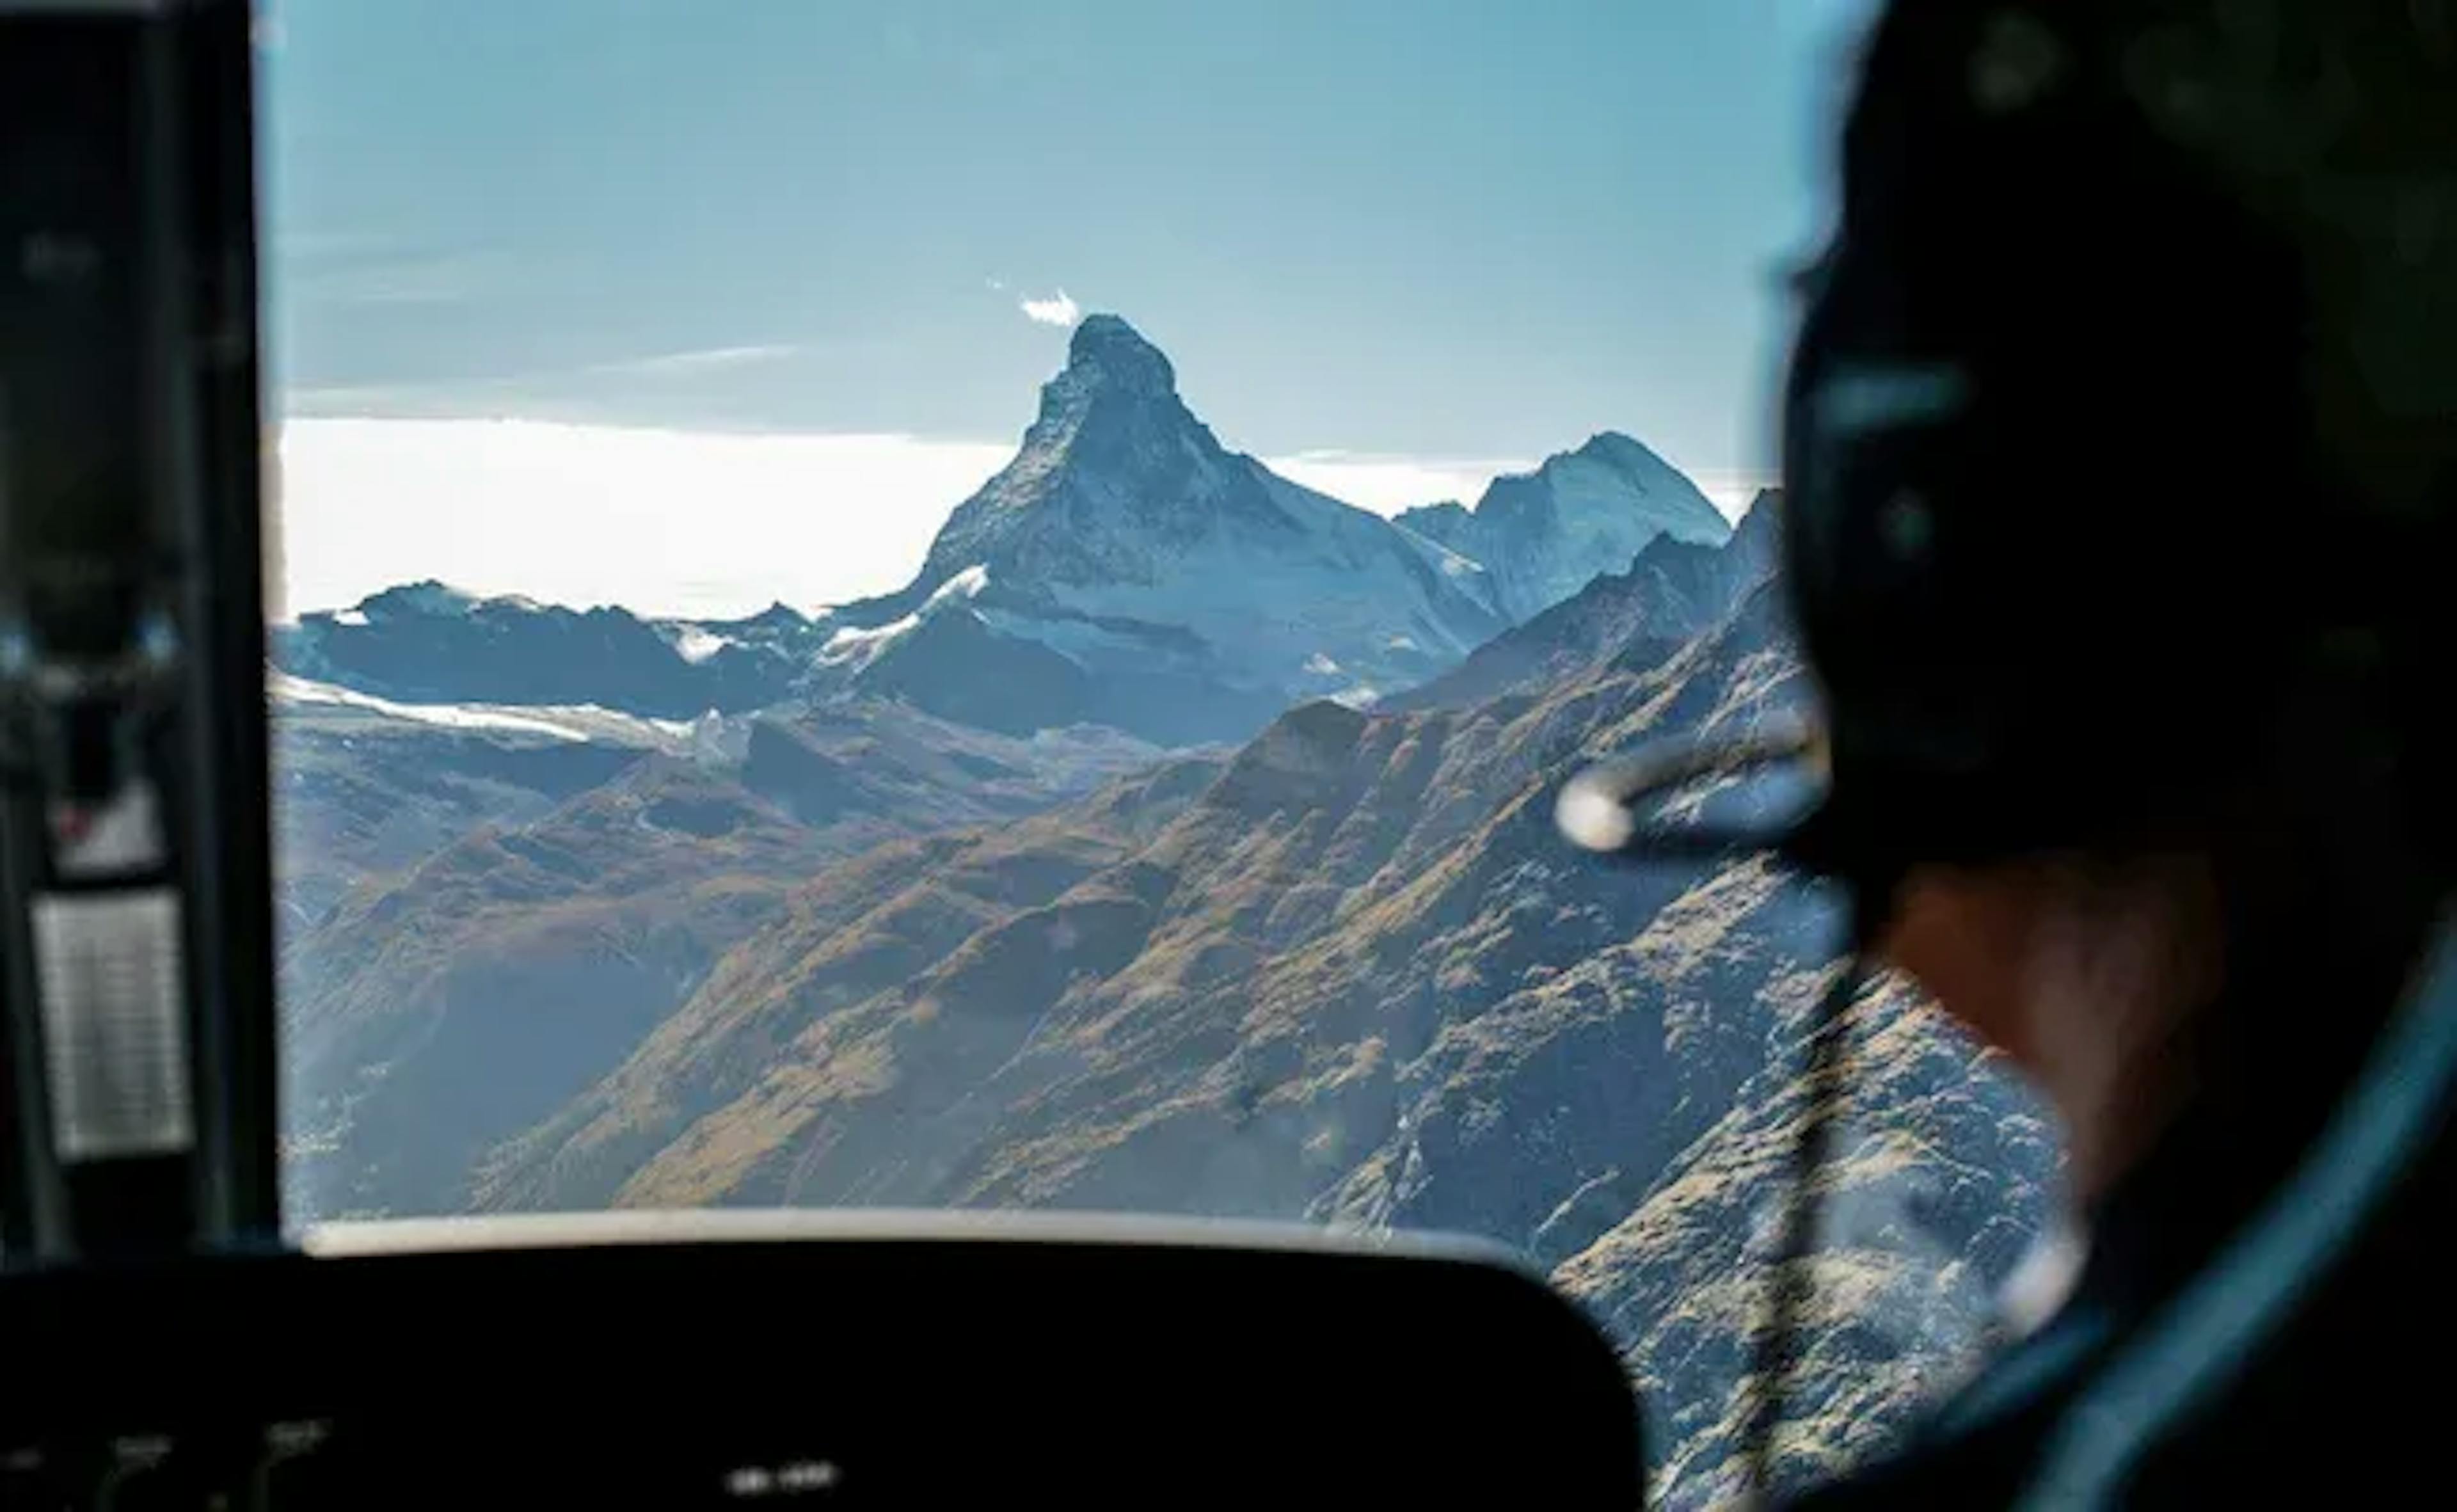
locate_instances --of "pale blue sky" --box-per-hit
[262,1,1877,616]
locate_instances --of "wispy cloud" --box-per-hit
[284,344,802,420]
[582,344,800,378]
[1019,289,1081,327]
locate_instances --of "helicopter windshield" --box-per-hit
[262,3,2042,1503]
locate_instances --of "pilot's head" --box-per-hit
[1781,2,2453,1198]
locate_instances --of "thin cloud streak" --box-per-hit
[582,344,800,378]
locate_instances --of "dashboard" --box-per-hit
[0,1213,1642,1508]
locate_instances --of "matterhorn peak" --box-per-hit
[1571,431,1669,470]
[1063,313,1176,397]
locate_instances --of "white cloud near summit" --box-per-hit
[1019,289,1081,327]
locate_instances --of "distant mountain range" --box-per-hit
[271,319,2040,1506]
[274,315,1728,747]
[274,585,817,722]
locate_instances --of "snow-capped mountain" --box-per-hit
[1395,489,1781,712]
[1398,431,1732,623]
[271,315,1731,749]
[813,315,1509,742]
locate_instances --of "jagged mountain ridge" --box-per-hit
[274,584,821,719]
[1397,488,1781,712]
[1399,431,1733,623]
[480,570,1817,1219]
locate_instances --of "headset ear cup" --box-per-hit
[1776,0,2329,880]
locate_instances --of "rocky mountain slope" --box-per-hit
[278,696,1167,1220]
[273,690,651,932]
[472,518,2051,1501]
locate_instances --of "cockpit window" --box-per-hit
[266,2,2036,1502]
